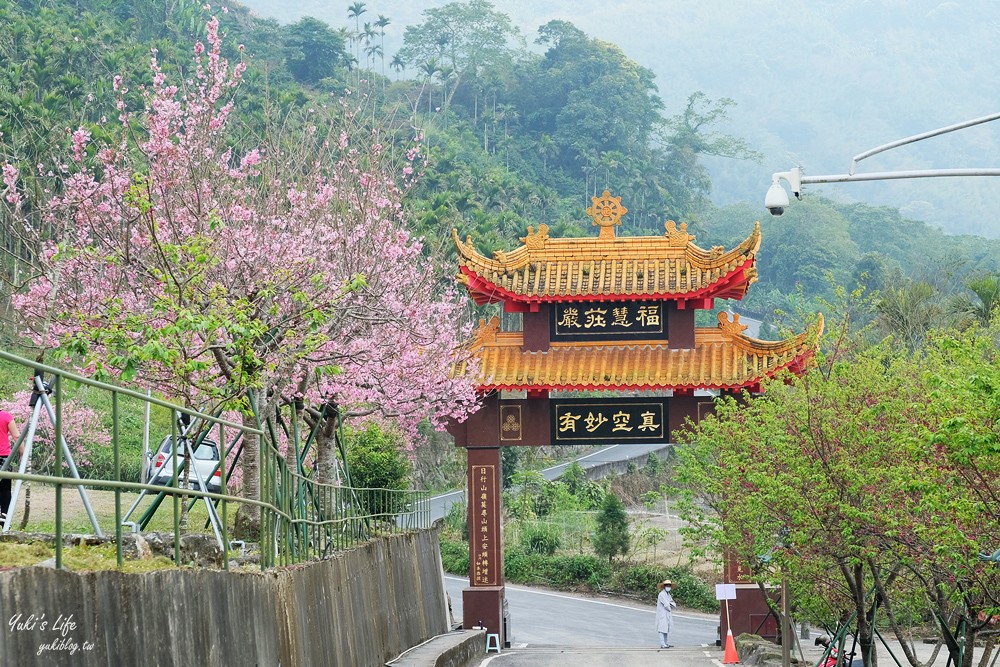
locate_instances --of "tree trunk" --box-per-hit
[17,481,30,530]
[314,426,339,488]
[977,635,996,667]
[962,621,977,667]
[234,411,260,539]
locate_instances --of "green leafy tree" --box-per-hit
[500,446,520,489]
[642,452,663,478]
[398,0,524,110]
[283,17,348,85]
[525,20,661,173]
[593,492,630,563]
[561,460,587,495]
[674,317,1000,666]
[344,422,413,517]
[655,92,761,217]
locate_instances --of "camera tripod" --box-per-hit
[121,414,225,550]
[0,374,103,535]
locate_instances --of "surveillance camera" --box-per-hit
[764,180,789,216]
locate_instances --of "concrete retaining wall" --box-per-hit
[0,527,448,667]
[582,445,673,481]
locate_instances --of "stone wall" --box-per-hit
[0,527,448,667]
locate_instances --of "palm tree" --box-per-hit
[876,280,945,352]
[537,134,557,171]
[375,14,390,86]
[347,2,367,82]
[390,54,405,81]
[952,274,1000,326]
[365,43,382,74]
[418,59,439,116]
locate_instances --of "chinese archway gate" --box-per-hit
[448,191,821,646]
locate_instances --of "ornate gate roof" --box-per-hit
[453,312,823,393]
[454,191,760,306]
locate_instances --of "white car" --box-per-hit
[146,436,223,493]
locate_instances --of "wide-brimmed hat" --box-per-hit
[657,579,672,589]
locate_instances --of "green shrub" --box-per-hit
[561,461,587,494]
[504,547,548,583]
[547,554,610,588]
[440,538,469,575]
[578,480,606,509]
[662,566,719,613]
[606,563,719,612]
[521,524,561,555]
[611,563,664,597]
[443,499,469,541]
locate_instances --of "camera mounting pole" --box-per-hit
[765,112,1000,215]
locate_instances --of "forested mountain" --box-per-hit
[2,0,998,341]
[243,0,1000,240]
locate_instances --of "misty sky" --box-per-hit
[239,0,1000,237]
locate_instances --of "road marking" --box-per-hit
[444,575,713,622]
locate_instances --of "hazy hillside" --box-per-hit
[240,0,1000,239]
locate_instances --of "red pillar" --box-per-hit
[463,447,506,643]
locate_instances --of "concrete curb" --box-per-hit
[386,629,487,667]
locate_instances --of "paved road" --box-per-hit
[444,575,717,648]
[429,443,670,522]
[473,646,727,666]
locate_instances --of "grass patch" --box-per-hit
[62,542,179,573]
[0,540,178,572]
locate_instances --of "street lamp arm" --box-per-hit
[848,112,1000,175]
[765,113,1000,216]
[804,168,1000,185]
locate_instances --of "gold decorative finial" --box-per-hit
[520,224,550,250]
[664,220,695,247]
[586,190,627,239]
[474,316,500,345]
[718,311,749,337]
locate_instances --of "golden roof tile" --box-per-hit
[454,198,761,305]
[454,313,823,392]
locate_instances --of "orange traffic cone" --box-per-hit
[722,629,740,664]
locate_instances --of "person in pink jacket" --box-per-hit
[0,410,22,520]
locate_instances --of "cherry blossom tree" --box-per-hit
[2,15,478,536]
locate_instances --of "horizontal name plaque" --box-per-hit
[551,300,667,341]
[551,397,669,446]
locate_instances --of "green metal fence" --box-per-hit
[0,350,430,570]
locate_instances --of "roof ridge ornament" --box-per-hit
[474,316,501,345]
[718,311,749,337]
[586,190,627,239]
[520,224,550,250]
[664,220,695,247]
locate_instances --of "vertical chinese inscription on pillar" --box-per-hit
[471,464,499,586]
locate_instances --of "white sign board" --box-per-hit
[715,583,737,600]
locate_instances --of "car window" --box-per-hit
[159,437,219,460]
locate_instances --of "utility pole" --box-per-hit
[781,575,792,667]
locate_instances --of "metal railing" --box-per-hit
[0,349,430,570]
